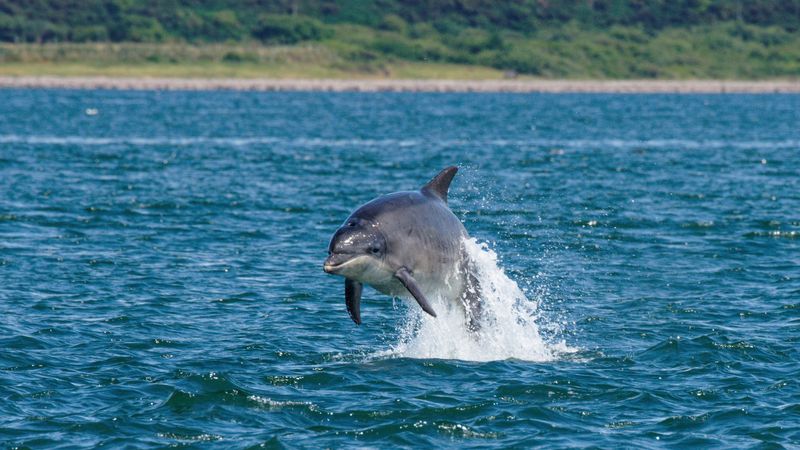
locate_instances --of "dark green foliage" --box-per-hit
[1,0,799,44]
[252,14,331,44]
[204,10,246,41]
[0,13,22,42]
[221,50,258,63]
[370,34,450,61]
[118,16,166,42]
[445,29,505,54]
[379,14,407,33]
[70,25,109,42]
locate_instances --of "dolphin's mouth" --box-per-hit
[323,253,361,274]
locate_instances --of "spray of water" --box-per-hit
[380,238,573,362]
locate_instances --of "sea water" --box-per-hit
[1,90,798,447]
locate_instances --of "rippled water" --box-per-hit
[1,90,799,447]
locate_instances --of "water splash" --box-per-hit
[383,238,573,362]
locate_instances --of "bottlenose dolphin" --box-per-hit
[323,166,481,329]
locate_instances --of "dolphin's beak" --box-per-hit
[323,253,351,274]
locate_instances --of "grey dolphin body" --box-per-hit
[323,166,481,328]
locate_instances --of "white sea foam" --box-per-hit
[381,238,573,362]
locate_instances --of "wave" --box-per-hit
[1,134,798,149]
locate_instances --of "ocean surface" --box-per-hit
[1,90,798,448]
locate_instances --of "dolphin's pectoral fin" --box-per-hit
[394,268,437,318]
[345,279,363,325]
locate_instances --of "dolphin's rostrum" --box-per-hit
[324,166,481,329]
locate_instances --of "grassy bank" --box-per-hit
[0,61,507,79]
[0,43,506,79]
[1,21,799,80]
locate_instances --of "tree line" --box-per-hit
[0,0,798,44]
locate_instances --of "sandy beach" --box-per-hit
[1,76,799,93]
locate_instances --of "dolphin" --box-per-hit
[323,166,481,329]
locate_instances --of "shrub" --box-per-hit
[171,9,206,41]
[371,35,450,61]
[206,10,245,41]
[608,25,649,44]
[452,28,482,52]
[71,26,109,42]
[110,16,166,42]
[252,14,331,44]
[222,51,257,63]
[493,44,545,75]
[408,23,436,39]
[370,36,420,59]
[0,13,22,42]
[379,14,407,33]
[20,20,68,43]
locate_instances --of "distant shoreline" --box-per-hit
[1,76,799,93]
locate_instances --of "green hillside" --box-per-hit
[1,1,799,78]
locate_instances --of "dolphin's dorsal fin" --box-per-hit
[421,166,458,204]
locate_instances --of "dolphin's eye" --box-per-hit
[347,220,357,227]
[370,245,381,255]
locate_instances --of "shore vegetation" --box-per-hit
[1,1,798,79]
